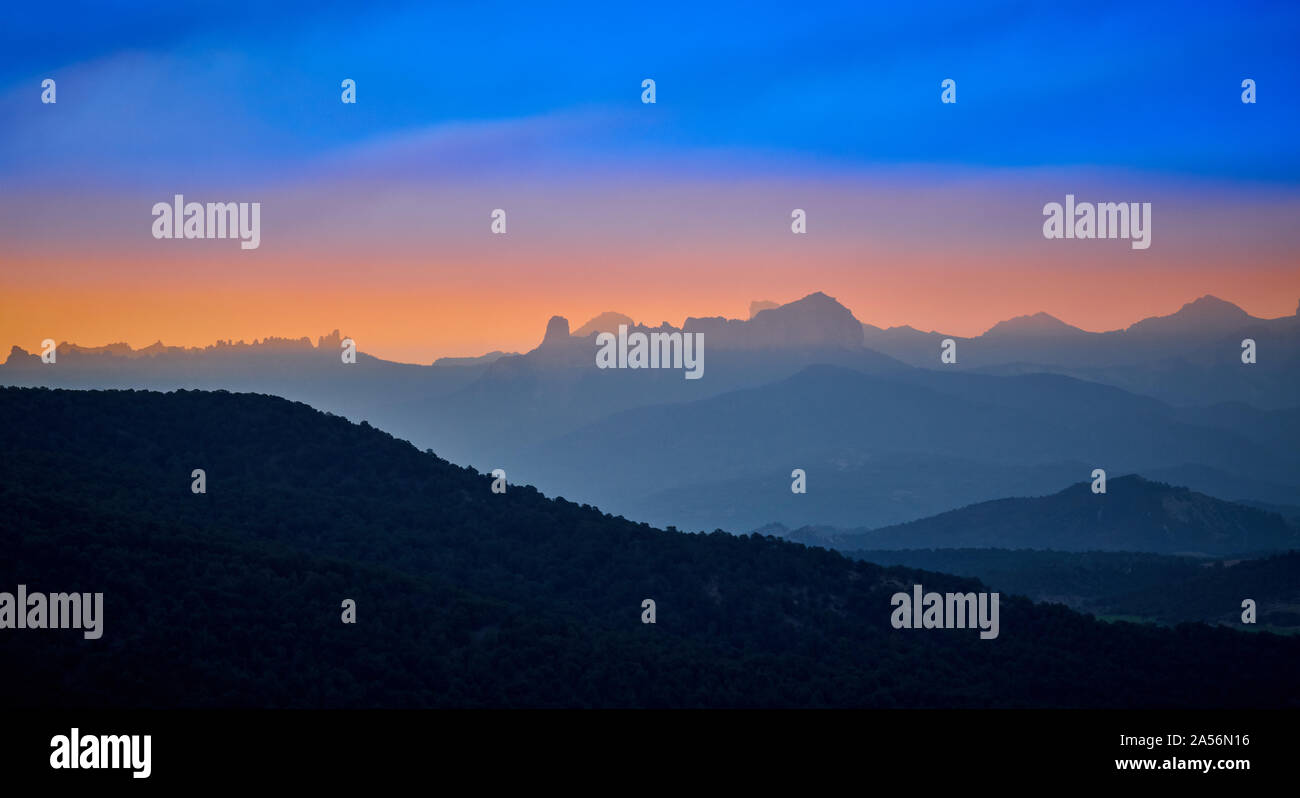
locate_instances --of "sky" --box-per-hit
[2,0,1299,363]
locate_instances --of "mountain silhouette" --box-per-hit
[541,315,571,346]
[683,291,865,350]
[2,386,1296,708]
[802,475,1298,555]
[1125,295,1254,336]
[4,292,1297,531]
[859,295,1300,407]
[983,312,1084,337]
[516,364,1300,532]
[573,312,635,337]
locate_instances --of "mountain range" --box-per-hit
[2,386,1295,707]
[860,295,1300,408]
[4,292,1297,536]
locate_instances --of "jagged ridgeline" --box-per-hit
[1,387,1296,708]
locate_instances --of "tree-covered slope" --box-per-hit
[1,387,1296,707]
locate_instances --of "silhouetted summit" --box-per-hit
[541,315,571,346]
[685,291,865,350]
[855,475,1297,554]
[1125,295,1252,335]
[573,312,635,338]
[984,312,1083,337]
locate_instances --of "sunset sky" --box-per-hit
[3,1,1299,363]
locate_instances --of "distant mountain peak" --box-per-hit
[716,291,864,349]
[4,345,33,365]
[1125,294,1255,335]
[1179,295,1249,318]
[761,291,857,322]
[983,312,1081,337]
[573,312,633,338]
[749,300,779,319]
[791,290,840,308]
[541,315,571,346]
[859,473,1297,555]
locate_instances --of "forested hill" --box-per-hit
[856,475,1298,554]
[1,387,1296,707]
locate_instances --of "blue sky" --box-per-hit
[3,0,1298,185]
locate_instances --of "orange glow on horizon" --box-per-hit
[4,168,1299,363]
[4,260,1297,364]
